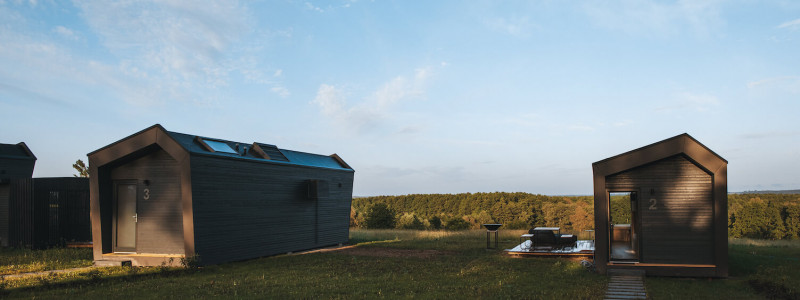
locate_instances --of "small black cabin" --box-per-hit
[0,142,36,247]
[593,134,727,277]
[88,125,355,266]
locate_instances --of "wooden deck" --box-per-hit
[505,240,594,257]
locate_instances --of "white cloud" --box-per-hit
[582,0,724,37]
[312,67,433,133]
[656,91,720,112]
[484,16,535,38]
[305,2,323,12]
[270,86,290,98]
[53,26,79,40]
[72,0,269,104]
[273,69,283,77]
[777,18,800,30]
[747,76,800,93]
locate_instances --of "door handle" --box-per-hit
[133,214,138,223]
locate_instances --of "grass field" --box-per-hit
[1,232,798,299]
[0,247,93,275]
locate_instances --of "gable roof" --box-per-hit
[0,142,36,160]
[89,124,353,171]
[592,133,727,177]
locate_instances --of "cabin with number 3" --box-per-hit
[88,124,354,266]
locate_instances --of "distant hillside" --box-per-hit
[732,189,800,195]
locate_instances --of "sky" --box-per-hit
[1,0,799,196]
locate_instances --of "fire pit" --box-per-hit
[483,224,503,249]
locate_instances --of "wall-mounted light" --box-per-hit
[144,179,151,186]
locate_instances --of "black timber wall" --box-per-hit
[606,155,714,265]
[109,149,184,254]
[7,178,90,248]
[190,155,354,265]
[0,184,9,247]
[0,158,35,180]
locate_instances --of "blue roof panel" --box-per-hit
[164,130,352,171]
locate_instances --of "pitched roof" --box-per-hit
[0,142,36,160]
[89,124,353,171]
[592,133,726,177]
[166,130,352,171]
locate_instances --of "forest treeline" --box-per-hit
[350,192,800,239]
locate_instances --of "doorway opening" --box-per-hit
[609,191,639,262]
[113,182,137,253]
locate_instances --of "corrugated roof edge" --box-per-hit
[164,128,353,171]
[592,133,727,166]
[0,142,36,160]
[87,124,169,156]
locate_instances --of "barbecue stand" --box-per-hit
[483,224,503,249]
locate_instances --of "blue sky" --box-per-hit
[1,0,799,196]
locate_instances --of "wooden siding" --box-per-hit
[0,158,35,181]
[606,155,713,265]
[110,149,184,254]
[190,155,354,265]
[4,178,90,248]
[0,184,8,247]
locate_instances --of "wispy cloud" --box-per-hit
[305,2,324,13]
[740,131,800,140]
[656,91,720,112]
[484,16,535,38]
[582,0,725,37]
[71,1,279,104]
[312,67,433,133]
[777,18,800,30]
[747,76,800,93]
[52,26,79,41]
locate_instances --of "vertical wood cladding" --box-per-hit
[0,185,9,247]
[110,149,184,254]
[606,155,713,265]
[0,159,35,180]
[190,155,353,265]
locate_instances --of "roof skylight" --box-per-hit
[201,139,237,154]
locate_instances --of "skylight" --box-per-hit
[203,140,237,154]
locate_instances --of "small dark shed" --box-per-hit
[0,142,37,247]
[8,177,91,248]
[592,134,727,277]
[88,125,355,266]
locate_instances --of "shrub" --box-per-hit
[428,216,443,230]
[444,217,471,230]
[364,203,397,229]
[397,213,425,230]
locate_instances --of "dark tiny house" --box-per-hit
[88,125,355,266]
[0,142,36,247]
[1,143,90,248]
[593,133,728,277]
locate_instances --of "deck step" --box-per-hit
[94,260,132,267]
[605,271,647,300]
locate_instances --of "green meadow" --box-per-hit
[1,230,798,299]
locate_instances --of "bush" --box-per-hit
[397,213,426,230]
[444,217,471,230]
[364,203,397,229]
[428,216,443,230]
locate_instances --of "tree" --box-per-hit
[363,203,397,229]
[73,159,89,178]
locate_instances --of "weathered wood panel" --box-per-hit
[0,184,9,247]
[190,155,353,265]
[111,149,184,254]
[607,155,713,265]
[0,159,35,181]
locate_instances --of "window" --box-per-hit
[198,138,237,154]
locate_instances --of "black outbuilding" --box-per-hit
[0,142,36,247]
[592,133,728,277]
[88,125,355,266]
